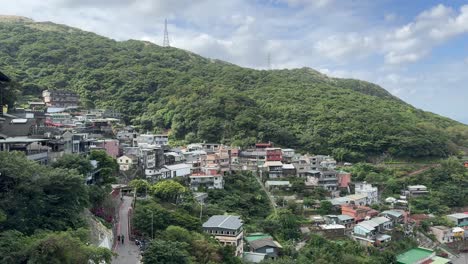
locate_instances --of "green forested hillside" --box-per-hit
[1,16,467,159]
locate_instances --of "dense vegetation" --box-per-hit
[348,157,468,215]
[0,151,113,263]
[1,16,468,159]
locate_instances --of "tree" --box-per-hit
[151,180,186,203]
[142,239,191,264]
[27,230,113,264]
[52,154,92,176]
[0,152,89,234]
[129,179,150,196]
[317,201,333,215]
[89,150,118,185]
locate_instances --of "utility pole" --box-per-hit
[151,211,154,240]
[163,19,170,48]
[199,202,203,220]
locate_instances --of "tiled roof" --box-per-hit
[203,215,243,230]
[249,238,280,250]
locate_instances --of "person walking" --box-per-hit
[121,234,125,244]
[117,234,121,244]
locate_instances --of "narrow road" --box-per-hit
[112,196,141,264]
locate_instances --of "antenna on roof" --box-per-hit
[163,19,170,48]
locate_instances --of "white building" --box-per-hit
[203,215,244,256]
[163,163,191,178]
[134,133,169,147]
[189,174,224,190]
[117,155,137,171]
[355,182,379,205]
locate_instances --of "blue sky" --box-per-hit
[3,0,468,124]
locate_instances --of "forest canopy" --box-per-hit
[1,17,467,159]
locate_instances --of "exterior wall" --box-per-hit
[204,228,244,257]
[353,225,375,238]
[42,90,79,108]
[430,227,452,243]
[266,148,282,161]
[254,246,279,258]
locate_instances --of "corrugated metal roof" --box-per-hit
[203,215,243,230]
[165,163,191,170]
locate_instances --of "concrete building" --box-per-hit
[42,90,80,108]
[404,185,429,197]
[447,213,468,227]
[430,226,452,243]
[264,161,283,178]
[189,173,224,190]
[133,133,168,147]
[354,182,378,205]
[265,148,282,162]
[325,215,355,228]
[163,163,191,178]
[319,224,346,239]
[117,155,137,171]
[203,215,244,256]
[90,139,119,158]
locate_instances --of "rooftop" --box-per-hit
[345,194,368,201]
[447,213,468,219]
[245,233,272,242]
[165,163,192,170]
[396,247,434,264]
[320,224,345,230]
[337,215,354,221]
[265,181,290,186]
[203,215,243,230]
[243,252,267,263]
[264,161,283,167]
[381,210,404,218]
[369,216,391,225]
[249,238,282,250]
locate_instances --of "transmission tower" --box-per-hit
[267,53,271,70]
[163,19,170,47]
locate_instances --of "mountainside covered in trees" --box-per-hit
[1,16,468,160]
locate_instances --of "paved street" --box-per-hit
[112,196,141,264]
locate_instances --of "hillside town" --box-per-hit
[2,71,468,264]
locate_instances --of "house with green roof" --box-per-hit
[396,247,451,264]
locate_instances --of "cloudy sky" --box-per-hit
[2,0,468,123]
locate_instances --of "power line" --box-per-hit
[163,19,170,47]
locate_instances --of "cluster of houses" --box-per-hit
[0,86,126,184]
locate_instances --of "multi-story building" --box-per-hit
[189,173,224,190]
[203,215,244,256]
[404,185,429,197]
[341,204,379,223]
[264,161,283,178]
[42,90,80,108]
[133,133,168,147]
[281,148,295,163]
[117,155,138,171]
[355,182,378,205]
[90,139,119,158]
[266,148,282,162]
